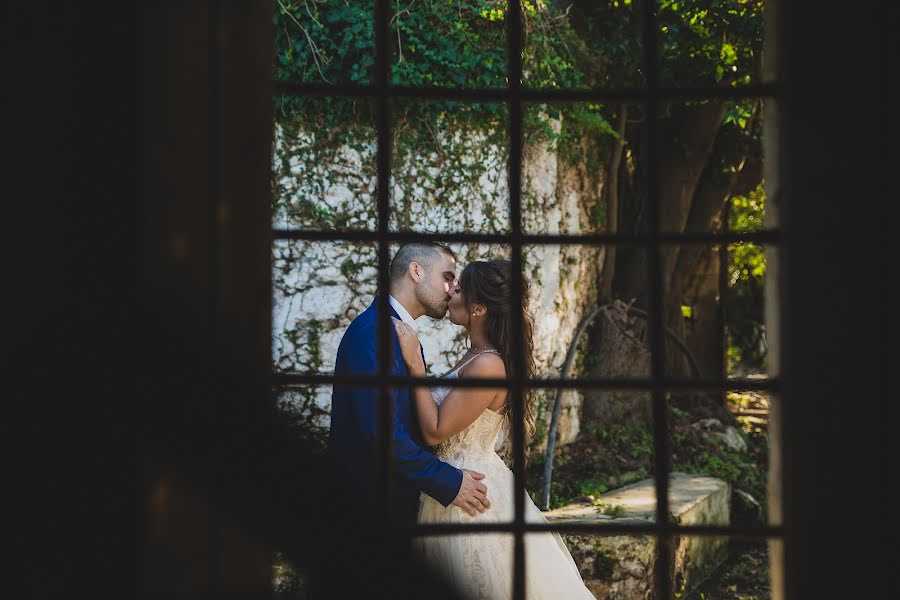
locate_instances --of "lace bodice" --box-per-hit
[430,351,509,465]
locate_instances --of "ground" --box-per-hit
[526,391,770,517]
[525,389,773,598]
[689,541,771,600]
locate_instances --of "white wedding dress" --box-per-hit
[416,352,596,600]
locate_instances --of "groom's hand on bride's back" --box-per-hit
[451,470,490,516]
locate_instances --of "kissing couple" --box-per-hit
[328,242,595,599]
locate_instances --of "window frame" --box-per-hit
[271,2,782,598]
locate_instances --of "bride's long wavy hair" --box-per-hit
[458,259,537,440]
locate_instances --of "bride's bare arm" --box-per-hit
[412,354,505,446]
[392,318,505,446]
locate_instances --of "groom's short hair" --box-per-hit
[390,242,456,283]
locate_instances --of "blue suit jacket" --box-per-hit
[327,299,463,524]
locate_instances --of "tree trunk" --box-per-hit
[608,101,762,380]
[672,152,763,379]
[600,105,628,302]
[681,244,722,380]
[609,106,717,376]
[658,101,727,292]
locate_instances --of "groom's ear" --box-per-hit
[409,261,423,282]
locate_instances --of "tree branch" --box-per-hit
[277,0,332,84]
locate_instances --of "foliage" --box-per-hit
[564,0,763,88]
[672,419,767,517]
[594,501,627,517]
[727,182,767,371]
[272,551,307,598]
[529,423,653,509]
[659,0,763,87]
[270,0,595,235]
[272,0,764,226]
[527,413,767,519]
[565,0,765,381]
[274,0,596,89]
[273,0,612,130]
[272,0,617,238]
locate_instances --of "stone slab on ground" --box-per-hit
[543,472,730,599]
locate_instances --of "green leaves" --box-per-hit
[729,182,765,232]
[273,0,608,155]
[727,183,767,370]
[274,0,763,97]
[720,42,738,66]
[655,0,763,86]
[274,0,374,86]
[723,102,753,129]
[274,0,595,93]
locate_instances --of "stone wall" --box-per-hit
[272,112,605,450]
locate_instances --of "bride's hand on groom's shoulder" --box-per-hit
[391,316,425,374]
[452,470,491,517]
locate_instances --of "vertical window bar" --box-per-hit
[641,1,673,598]
[374,0,395,525]
[506,2,527,599]
[208,0,227,594]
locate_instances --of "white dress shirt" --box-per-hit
[389,295,419,332]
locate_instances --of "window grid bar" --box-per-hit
[642,1,674,598]
[506,2,527,598]
[272,229,781,245]
[273,373,780,393]
[274,81,779,102]
[403,523,783,539]
[272,0,784,595]
[373,0,394,528]
[208,0,224,593]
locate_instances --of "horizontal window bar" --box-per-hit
[274,81,779,102]
[403,522,782,540]
[271,229,781,246]
[272,373,779,393]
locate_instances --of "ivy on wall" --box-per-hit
[272,0,617,224]
[274,0,593,90]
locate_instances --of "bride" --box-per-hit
[392,259,595,600]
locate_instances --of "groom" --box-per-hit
[328,242,491,526]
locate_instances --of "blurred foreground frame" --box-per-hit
[9,1,897,599]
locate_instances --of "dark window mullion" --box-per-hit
[402,522,783,538]
[507,2,527,600]
[274,80,779,102]
[273,373,780,394]
[374,0,394,527]
[641,2,674,599]
[271,229,782,245]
